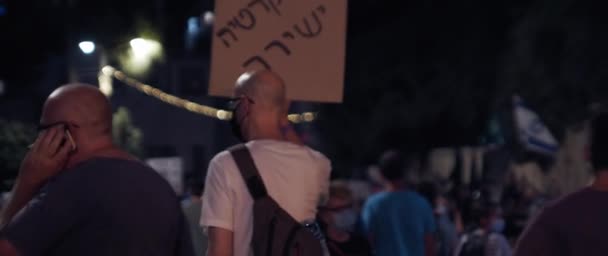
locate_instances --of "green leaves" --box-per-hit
[112,107,144,158]
[0,119,37,190]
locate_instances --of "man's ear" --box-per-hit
[242,99,252,117]
[283,99,292,113]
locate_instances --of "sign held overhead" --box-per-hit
[209,0,347,103]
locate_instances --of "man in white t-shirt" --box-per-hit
[200,70,331,256]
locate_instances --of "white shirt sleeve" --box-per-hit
[200,156,234,232]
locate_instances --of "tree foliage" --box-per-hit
[318,0,608,176]
[112,107,144,158]
[0,119,36,190]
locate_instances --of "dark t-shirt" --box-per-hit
[1,157,193,256]
[515,187,608,256]
[328,233,372,256]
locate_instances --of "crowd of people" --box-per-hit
[0,70,607,256]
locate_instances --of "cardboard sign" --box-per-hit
[208,0,347,103]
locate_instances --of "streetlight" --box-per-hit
[129,38,161,59]
[203,11,215,26]
[78,41,96,54]
[123,38,163,75]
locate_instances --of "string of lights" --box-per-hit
[100,66,318,123]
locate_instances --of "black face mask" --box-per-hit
[229,114,245,142]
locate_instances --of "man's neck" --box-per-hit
[66,142,134,169]
[386,180,408,192]
[247,116,284,141]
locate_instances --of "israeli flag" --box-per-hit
[513,95,559,155]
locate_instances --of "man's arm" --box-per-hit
[0,125,71,227]
[0,176,45,256]
[206,227,233,256]
[0,179,41,228]
[424,234,436,256]
[200,158,235,256]
[0,126,74,256]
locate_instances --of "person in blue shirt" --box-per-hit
[361,150,437,256]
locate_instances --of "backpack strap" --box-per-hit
[229,144,268,200]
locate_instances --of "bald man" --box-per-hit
[0,84,193,256]
[201,71,331,256]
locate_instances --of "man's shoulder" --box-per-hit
[247,140,331,166]
[207,149,240,181]
[363,192,389,208]
[525,188,594,228]
[72,157,150,171]
[210,149,235,165]
[53,157,141,182]
[390,190,427,204]
[545,187,596,211]
[405,190,427,201]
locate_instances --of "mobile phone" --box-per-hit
[64,129,77,152]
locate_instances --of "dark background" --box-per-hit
[1,0,607,180]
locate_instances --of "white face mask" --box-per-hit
[332,208,358,232]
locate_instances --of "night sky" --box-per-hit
[1,0,608,175]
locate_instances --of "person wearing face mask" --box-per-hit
[435,196,460,256]
[360,150,437,256]
[201,70,332,256]
[454,204,512,256]
[318,182,372,256]
[482,206,511,256]
[418,182,461,256]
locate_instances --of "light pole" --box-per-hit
[68,40,107,90]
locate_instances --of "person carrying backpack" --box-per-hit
[454,204,512,256]
[200,70,331,256]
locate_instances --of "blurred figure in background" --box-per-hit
[366,165,386,195]
[454,203,512,256]
[318,181,372,256]
[436,195,461,256]
[182,179,207,256]
[419,182,461,256]
[361,150,436,256]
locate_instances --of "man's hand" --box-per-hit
[19,125,72,186]
[0,125,72,227]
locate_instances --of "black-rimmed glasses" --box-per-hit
[227,96,255,110]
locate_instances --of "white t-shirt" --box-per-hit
[200,140,331,256]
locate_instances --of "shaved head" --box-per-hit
[235,70,287,112]
[41,84,112,137]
